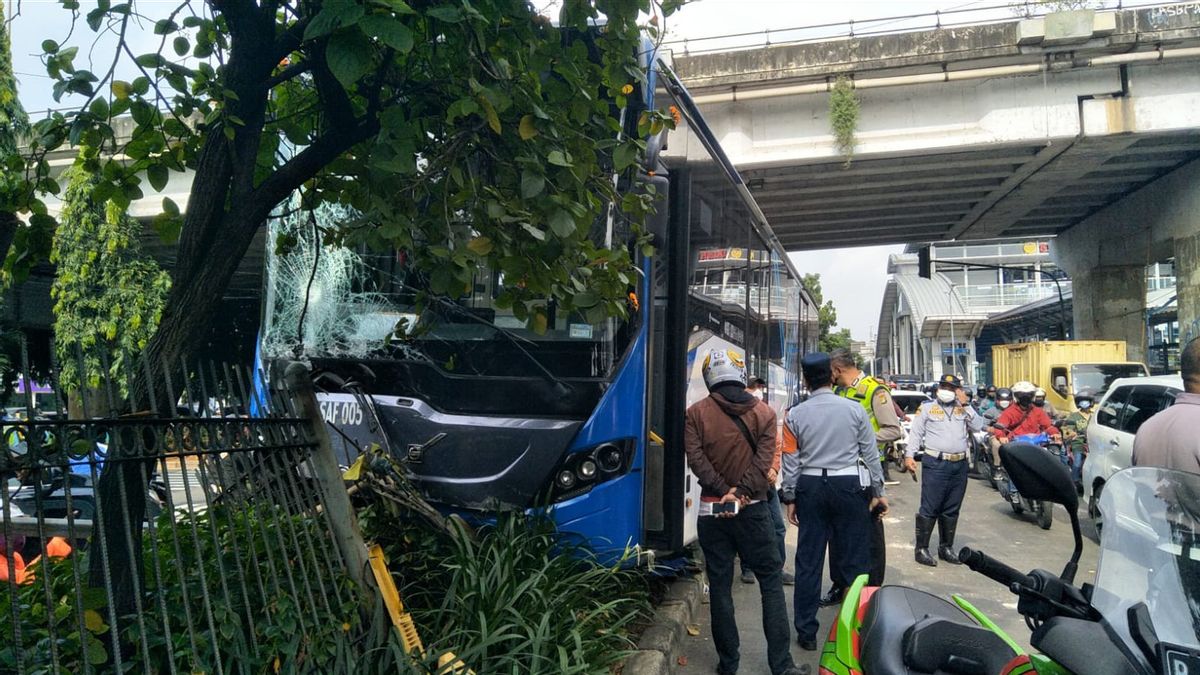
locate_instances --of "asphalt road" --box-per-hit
[678,468,1101,674]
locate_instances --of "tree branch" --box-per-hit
[265,59,311,89]
[240,116,381,231]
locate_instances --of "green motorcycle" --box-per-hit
[819,442,1200,675]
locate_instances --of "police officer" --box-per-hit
[830,349,901,597]
[781,353,888,650]
[904,373,985,567]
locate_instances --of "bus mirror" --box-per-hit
[643,129,668,169]
[639,173,670,248]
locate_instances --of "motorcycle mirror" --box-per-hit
[1000,442,1077,511]
[1000,442,1084,583]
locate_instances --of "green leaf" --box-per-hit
[162,197,180,216]
[573,291,599,308]
[111,81,131,99]
[548,210,575,238]
[426,5,462,22]
[152,212,183,243]
[467,236,493,256]
[83,610,108,634]
[42,39,59,53]
[360,15,414,53]
[518,114,538,141]
[173,36,190,57]
[520,171,544,199]
[521,223,546,241]
[379,0,416,13]
[546,150,571,167]
[147,163,169,192]
[326,29,375,88]
[531,310,548,335]
[479,96,501,134]
[86,637,107,665]
[613,143,638,171]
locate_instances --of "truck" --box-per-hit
[991,341,1149,413]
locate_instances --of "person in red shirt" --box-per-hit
[991,381,1061,443]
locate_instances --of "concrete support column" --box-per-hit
[1070,265,1147,364]
[1176,232,1200,345]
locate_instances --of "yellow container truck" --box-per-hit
[991,341,1149,413]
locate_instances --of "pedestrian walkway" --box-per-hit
[677,470,1100,673]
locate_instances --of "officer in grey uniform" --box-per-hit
[905,373,986,567]
[781,353,888,650]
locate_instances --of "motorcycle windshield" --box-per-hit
[1093,466,1200,652]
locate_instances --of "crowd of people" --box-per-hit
[683,337,1200,675]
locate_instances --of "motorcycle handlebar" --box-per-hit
[958,547,1035,591]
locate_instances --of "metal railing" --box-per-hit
[1,341,376,673]
[663,1,1174,56]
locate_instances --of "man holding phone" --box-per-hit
[684,348,804,675]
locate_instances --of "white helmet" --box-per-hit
[1035,387,1046,398]
[702,348,747,390]
[1012,381,1037,395]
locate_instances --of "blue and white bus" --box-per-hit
[258,54,819,561]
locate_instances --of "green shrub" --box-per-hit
[367,510,651,674]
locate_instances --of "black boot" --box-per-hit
[914,515,937,567]
[938,516,962,564]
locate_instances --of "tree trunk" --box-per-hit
[0,210,17,270]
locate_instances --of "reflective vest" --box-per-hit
[837,375,886,450]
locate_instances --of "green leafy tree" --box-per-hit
[51,161,171,397]
[10,0,679,619]
[0,0,30,273]
[14,0,679,379]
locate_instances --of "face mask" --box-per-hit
[1079,401,1093,411]
[998,400,1011,409]
[936,389,956,404]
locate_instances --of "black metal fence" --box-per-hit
[1,343,377,673]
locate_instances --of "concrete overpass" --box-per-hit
[669,3,1200,250]
[668,2,1200,361]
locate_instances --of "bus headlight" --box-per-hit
[578,460,598,480]
[596,443,624,472]
[544,438,635,503]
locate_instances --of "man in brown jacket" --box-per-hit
[685,348,804,675]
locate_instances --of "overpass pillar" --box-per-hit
[1069,265,1147,364]
[1177,232,1200,345]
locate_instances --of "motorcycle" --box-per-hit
[995,432,1057,530]
[819,443,1198,675]
[967,429,994,485]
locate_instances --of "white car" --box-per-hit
[1083,374,1183,531]
[890,390,931,452]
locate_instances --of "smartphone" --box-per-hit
[712,501,739,516]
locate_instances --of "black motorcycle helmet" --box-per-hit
[976,385,987,399]
[986,385,997,399]
[995,387,1013,409]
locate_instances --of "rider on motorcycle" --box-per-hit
[1060,389,1095,493]
[1033,387,1059,421]
[992,381,1061,444]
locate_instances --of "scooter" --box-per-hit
[819,443,1195,675]
[995,432,1055,530]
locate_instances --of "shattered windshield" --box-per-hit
[260,206,633,381]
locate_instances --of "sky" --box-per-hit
[4,0,1019,342]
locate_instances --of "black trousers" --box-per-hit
[919,455,969,520]
[829,493,886,588]
[698,502,796,675]
[793,474,871,640]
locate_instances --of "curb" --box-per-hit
[623,573,706,674]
